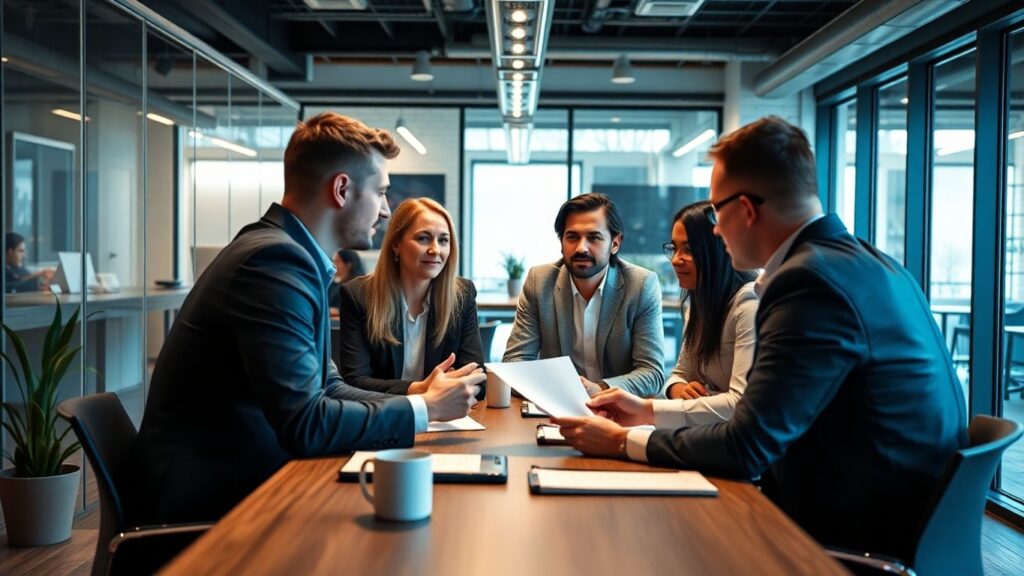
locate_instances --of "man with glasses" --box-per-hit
[554,117,966,560]
[503,192,665,397]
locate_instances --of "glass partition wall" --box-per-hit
[0,0,299,522]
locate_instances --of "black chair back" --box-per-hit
[57,393,138,576]
[909,415,1023,576]
[479,320,501,363]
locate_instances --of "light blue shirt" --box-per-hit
[288,211,337,285]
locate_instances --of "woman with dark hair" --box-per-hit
[659,200,758,424]
[328,249,366,315]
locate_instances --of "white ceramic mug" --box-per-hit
[359,449,433,522]
[486,371,511,408]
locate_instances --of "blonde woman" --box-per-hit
[337,197,486,399]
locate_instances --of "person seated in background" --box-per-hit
[658,200,758,424]
[553,116,966,559]
[502,192,665,397]
[328,248,366,315]
[5,232,53,293]
[127,113,483,526]
[337,197,486,400]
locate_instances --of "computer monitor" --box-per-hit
[193,245,223,280]
[52,252,99,294]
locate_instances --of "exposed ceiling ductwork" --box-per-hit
[754,0,968,98]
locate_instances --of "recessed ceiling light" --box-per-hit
[511,27,526,40]
[512,43,525,55]
[512,72,524,81]
[900,97,909,105]
[610,117,621,123]
[512,60,524,70]
[513,110,522,118]
[510,9,528,23]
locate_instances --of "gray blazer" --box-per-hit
[502,258,665,397]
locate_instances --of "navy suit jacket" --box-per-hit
[127,204,415,525]
[646,214,967,557]
[336,276,486,398]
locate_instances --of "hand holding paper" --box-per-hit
[485,357,593,418]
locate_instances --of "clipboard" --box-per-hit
[338,452,508,484]
[527,465,719,496]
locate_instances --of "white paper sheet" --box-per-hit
[485,356,593,418]
[425,416,486,433]
[540,423,654,441]
[342,451,483,475]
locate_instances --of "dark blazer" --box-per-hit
[646,214,967,558]
[336,276,486,399]
[126,204,415,526]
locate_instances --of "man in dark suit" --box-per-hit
[128,113,483,525]
[553,116,967,558]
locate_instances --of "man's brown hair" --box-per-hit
[708,116,817,207]
[284,112,401,197]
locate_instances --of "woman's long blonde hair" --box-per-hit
[366,197,463,347]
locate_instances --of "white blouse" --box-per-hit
[655,281,758,427]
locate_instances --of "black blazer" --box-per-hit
[337,276,486,399]
[646,215,967,558]
[126,204,415,526]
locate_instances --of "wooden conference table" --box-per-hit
[162,398,848,576]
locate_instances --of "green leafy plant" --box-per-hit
[1,301,83,477]
[502,253,525,280]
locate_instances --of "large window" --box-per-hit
[464,108,572,290]
[876,79,909,264]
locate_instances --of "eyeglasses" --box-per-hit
[709,192,766,224]
[662,241,693,262]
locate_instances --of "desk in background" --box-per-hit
[162,398,849,576]
[3,287,191,332]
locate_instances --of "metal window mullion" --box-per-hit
[970,27,1008,423]
[904,61,933,292]
[141,23,149,406]
[855,85,877,241]
[815,103,833,212]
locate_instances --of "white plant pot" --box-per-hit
[0,464,81,546]
[507,278,523,298]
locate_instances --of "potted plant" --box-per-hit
[0,301,84,546]
[502,253,525,298]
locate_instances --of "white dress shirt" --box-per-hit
[625,215,822,462]
[570,271,609,382]
[400,294,431,381]
[292,214,429,432]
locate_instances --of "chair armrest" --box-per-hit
[106,523,214,576]
[824,547,916,576]
[109,522,214,553]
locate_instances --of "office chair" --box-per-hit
[827,415,1023,576]
[57,394,212,576]
[479,320,501,363]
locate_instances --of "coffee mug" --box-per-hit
[486,371,511,408]
[359,449,433,522]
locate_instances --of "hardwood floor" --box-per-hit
[1,507,1021,575]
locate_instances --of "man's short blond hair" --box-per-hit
[284,112,400,197]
